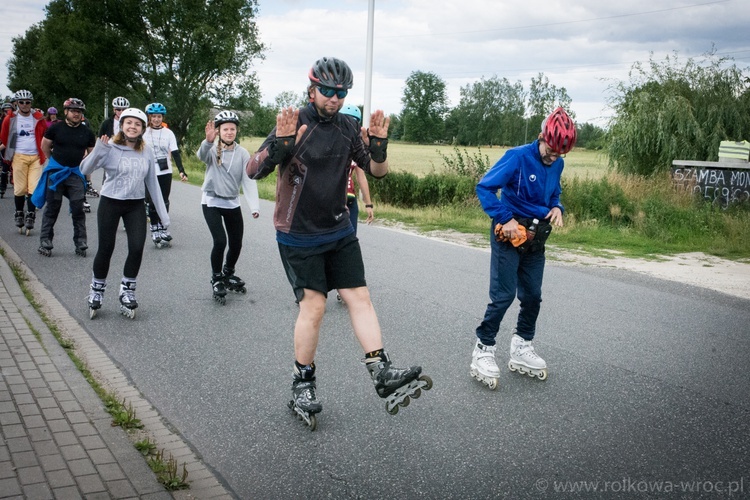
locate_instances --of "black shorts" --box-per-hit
[278,233,366,302]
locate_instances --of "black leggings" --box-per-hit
[93,196,147,280]
[146,174,172,225]
[202,204,244,274]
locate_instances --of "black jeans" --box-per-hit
[40,174,87,246]
[93,197,147,280]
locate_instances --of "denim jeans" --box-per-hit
[475,224,546,346]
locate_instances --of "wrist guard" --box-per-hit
[268,135,296,165]
[368,136,388,163]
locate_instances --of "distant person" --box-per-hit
[197,111,259,304]
[0,89,48,235]
[0,103,14,197]
[44,107,59,127]
[98,96,130,138]
[34,98,95,257]
[470,107,576,390]
[80,108,170,319]
[247,56,431,430]
[143,102,187,248]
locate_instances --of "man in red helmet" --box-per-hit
[470,107,576,390]
[247,56,431,428]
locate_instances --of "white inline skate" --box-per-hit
[118,280,138,319]
[508,334,548,380]
[288,369,322,431]
[88,280,106,319]
[470,341,501,390]
[366,352,432,415]
[158,223,172,247]
[151,224,168,249]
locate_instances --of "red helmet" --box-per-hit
[542,107,576,155]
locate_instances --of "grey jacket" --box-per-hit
[198,140,259,212]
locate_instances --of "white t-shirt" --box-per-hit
[143,126,179,176]
[15,114,37,155]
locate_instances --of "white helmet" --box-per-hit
[112,96,130,109]
[13,89,33,101]
[214,110,240,128]
[119,108,147,127]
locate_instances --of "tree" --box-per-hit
[8,0,265,147]
[400,71,449,143]
[454,76,525,146]
[606,50,750,175]
[527,73,573,135]
[576,123,607,150]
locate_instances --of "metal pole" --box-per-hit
[363,0,375,128]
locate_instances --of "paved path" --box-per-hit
[0,240,233,499]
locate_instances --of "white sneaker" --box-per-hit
[509,334,548,380]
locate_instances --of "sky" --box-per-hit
[2,0,750,127]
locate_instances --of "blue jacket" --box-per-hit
[31,158,86,209]
[476,140,564,224]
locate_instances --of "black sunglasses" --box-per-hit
[18,100,32,105]
[317,86,348,99]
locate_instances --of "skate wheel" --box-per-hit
[214,295,226,305]
[89,308,97,319]
[308,414,317,431]
[399,396,410,408]
[537,370,548,381]
[386,402,399,415]
[508,361,517,373]
[419,375,433,390]
[411,388,421,399]
[487,378,498,390]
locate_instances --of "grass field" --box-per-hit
[240,137,610,180]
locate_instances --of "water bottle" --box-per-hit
[527,218,539,241]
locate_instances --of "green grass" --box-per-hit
[180,138,750,260]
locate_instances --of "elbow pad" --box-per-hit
[267,136,296,165]
[368,136,388,163]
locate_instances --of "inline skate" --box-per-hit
[470,341,500,390]
[288,365,322,431]
[366,351,432,415]
[88,280,106,319]
[158,223,172,245]
[24,211,35,236]
[75,241,88,257]
[118,280,138,319]
[82,200,91,213]
[85,181,99,197]
[211,273,227,305]
[38,239,53,257]
[150,224,168,249]
[222,266,246,294]
[14,211,24,232]
[508,334,548,380]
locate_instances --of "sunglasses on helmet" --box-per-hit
[317,86,348,99]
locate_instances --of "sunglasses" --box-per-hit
[317,86,348,99]
[18,101,32,105]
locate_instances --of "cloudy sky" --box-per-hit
[2,0,749,126]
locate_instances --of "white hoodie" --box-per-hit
[81,139,170,227]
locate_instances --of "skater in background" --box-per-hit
[0,89,48,235]
[470,107,576,389]
[44,107,59,127]
[143,102,187,247]
[197,111,259,305]
[0,102,14,198]
[247,56,430,428]
[98,96,130,138]
[335,104,374,303]
[34,98,95,257]
[80,108,170,319]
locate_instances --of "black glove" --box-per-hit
[267,135,296,165]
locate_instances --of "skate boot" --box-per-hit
[75,241,88,257]
[24,211,35,236]
[508,333,548,380]
[222,266,246,294]
[85,181,99,197]
[365,351,433,415]
[470,341,501,390]
[211,273,227,305]
[38,239,53,257]
[14,211,25,233]
[150,224,165,248]
[118,280,138,319]
[158,223,172,244]
[288,364,322,431]
[82,200,91,213]
[88,280,106,319]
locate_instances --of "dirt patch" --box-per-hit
[372,221,750,301]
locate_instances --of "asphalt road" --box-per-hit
[2,177,749,499]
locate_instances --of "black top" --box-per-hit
[44,121,96,167]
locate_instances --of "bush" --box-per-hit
[370,171,477,208]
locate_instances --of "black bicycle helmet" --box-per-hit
[308,57,354,90]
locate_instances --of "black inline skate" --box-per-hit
[222,266,246,294]
[85,181,99,197]
[38,239,53,257]
[288,365,322,431]
[14,211,24,232]
[24,211,35,236]
[365,351,432,415]
[75,240,88,257]
[118,280,138,319]
[88,280,106,319]
[212,273,227,305]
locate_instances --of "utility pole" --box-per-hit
[363,0,375,128]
